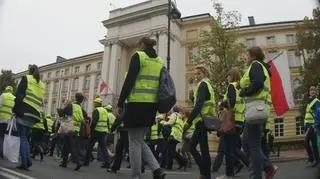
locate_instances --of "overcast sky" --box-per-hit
[0,0,317,73]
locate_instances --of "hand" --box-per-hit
[184,122,190,131]
[116,108,123,118]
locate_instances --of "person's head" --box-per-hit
[172,106,182,114]
[28,64,40,83]
[246,46,265,65]
[195,65,210,83]
[105,104,112,112]
[75,92,85,104]
[4,86,13,93]
[136,37,156,51]
[227,68,241,83]
[46,114,52,119]
[94,97,102,108]
[309,86,318,98]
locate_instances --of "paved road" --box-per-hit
[0,156,318,179]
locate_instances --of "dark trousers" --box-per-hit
[0,123,8,156]
[224,133,236,176]
[167,139,185,169]
[50,133,63,156]
[31,128,45,158]
[189,122,211,179]
[61,132,81,165]
[85,131,109,165]
[261,132,269,159]
[212,135,224,172]
[112,131,129,171]
[305,127,320,163]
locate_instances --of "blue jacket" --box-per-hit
[310,97,320,129]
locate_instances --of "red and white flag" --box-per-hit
[99,79,108,94]
[268,52,295,116]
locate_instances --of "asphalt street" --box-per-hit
[0,156,318,179]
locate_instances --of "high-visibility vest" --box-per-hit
[95,107,108,133]
[240,61,272,114]
[47,118,53,133]
[33,113,45,130]
[106,112,116,133]
[193,79,217,125]
[0,92,15,120]
[72,103,84,133]
[304,98,320,125]
[170,113,184,142]
[127,51,163,103]
[184,119,195,136]
[265,118,271,131]
[22,75,45,114]
[222,82,245,122]
[147,122,164,141]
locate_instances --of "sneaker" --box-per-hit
[265,165,279,179]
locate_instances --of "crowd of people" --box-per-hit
[0,36,319,179]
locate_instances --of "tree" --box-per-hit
[295,8,320,116]
[191,2,245,97]
[0,70,16,94]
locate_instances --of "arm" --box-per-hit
[117,53,140,108]
[311,101,320,128]
[43,117,48,133]
[90,110,99,133]
[13,76,27,116]
[220,84,236,108]
[240,62,266,97]
[187,82,210,125]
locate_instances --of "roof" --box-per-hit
[14,51,104,76]
[239,20,303,29]
[181,13,212,21]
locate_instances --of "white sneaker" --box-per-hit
[216,175,233,179]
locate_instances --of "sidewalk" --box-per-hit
[270,150,307,163]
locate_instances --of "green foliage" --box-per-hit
[192,3,246,97]
[296,8,320,116]
[0,70,16,94]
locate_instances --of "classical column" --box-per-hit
[157,33,168,66]
[47,81,54,114]
[78,75,85,93]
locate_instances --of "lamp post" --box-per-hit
[167,0,181,72]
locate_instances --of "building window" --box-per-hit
[188,47,198,64]
[95,75,101,88]
[72,78,79,91]
[85,64,91,72]
[286,34,296,44]
[97,62,102,70]
[266,36,276,45]
[266,50,278,60]
[287,50,301,67]
[53,81,59,93]
[296,117,304,135]
[56,70,60,77]
[246,38,256,47]
[62,80,68,92]
[274,118,284,137]
[74,66,80,73]
[64,68,69,76]
[47,72,51,79]
[84,76,90,89]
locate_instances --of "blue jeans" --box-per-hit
[242,122,273,179]
[17,124,31,165]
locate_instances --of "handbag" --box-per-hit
[58,116,74,134]
[3,117,20,163]
[220,99,235,133]
[244,99,268,124]
[201,113,221,132]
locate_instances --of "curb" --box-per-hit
[270,157,307,163]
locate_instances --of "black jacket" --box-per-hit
[117,48,159,128]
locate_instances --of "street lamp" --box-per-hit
[167,0,181,72]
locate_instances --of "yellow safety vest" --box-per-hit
[33,113,45,130]
[95,107,108,133]
[23,75,45,113]
[222,82,245,122]
[171,113,184,142]
[193,79,217,125]
[304,98,320,125]
[127,51,163,103]
[72,103,84,133]
[265,119,271,131]
[0,92,15,120]
[240,61,272,113]
[148,122,163,140]
[106,112,116,133]
[47,118,53,133]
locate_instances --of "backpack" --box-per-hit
[157,67,176,113]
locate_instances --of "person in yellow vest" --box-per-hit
[104,104,116,146]
[161,106,187,170]
[181,110,194,168]
[183,65,216,179]
[304,86,320,167]
[216,69,250,179]
[238,46,278,179]
[145,114,164,163]
[0,86,15,157]
[31,111,48,161]
[13,65,45,170]
[116,37,165,179]
[83,98,111,168]
[44,114,53,155]
[59,92,88,171]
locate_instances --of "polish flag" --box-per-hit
[268,52,295,116]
